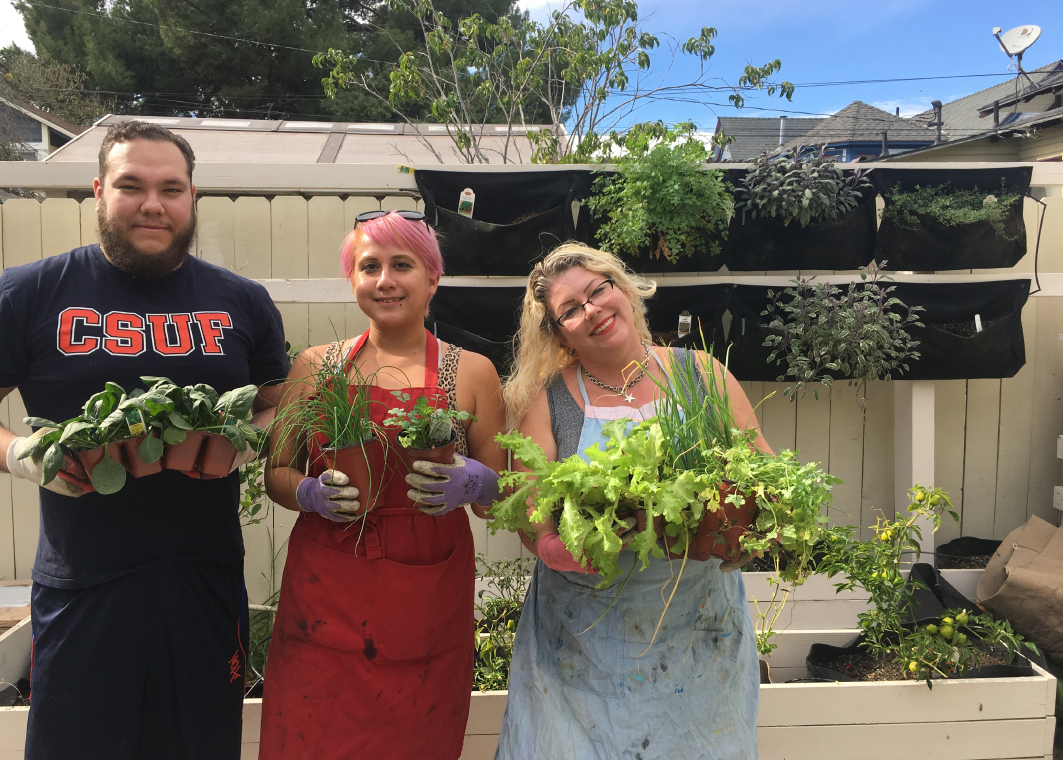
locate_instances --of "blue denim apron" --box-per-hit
[494,365,760,760]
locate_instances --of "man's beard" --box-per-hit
[97,201,196,281]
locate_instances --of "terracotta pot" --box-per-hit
[162,431,206,472]
[321,435,387,514]
[692,480,758,562]
[198,433,239,478]
[76,442,127,479]
[121,434,164,478]
[396,432,457,475]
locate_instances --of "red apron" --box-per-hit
[259,330,475,760]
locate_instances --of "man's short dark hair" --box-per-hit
[98,120,196,182]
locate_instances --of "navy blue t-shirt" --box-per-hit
[0,245,290,588]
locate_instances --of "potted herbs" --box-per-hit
[873,167,1031,270]
[587,122,733,272]
[274,357,386,513]
[385,392,474,473]
[728,144,875,270]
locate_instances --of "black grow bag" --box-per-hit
[583,170,728,274]
[893,280,1029,380]
[720,285,781,382]
[429,286,525,374]
[873,166,1031,271]
[725,171,877,271]
[934,536,1002,570]
[417,169,594,276]
[644,284,730,353]
[806,632,1035,682]
[905,562,978,625]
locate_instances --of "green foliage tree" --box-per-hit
[13,0,506,121]
[316,0,794,163]
[1,44,112,126]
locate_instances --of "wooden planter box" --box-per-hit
[1,570,1054,760]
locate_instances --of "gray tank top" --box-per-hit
[546,347,705,460]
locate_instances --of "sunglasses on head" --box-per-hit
[353,210,431,229]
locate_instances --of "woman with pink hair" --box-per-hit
[258,210,506,760]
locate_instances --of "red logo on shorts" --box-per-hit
[228,651,242,683]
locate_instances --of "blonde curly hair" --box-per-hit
[503,243,657,430]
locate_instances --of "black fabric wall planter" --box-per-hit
[725,174,878,272]
[644,284,730,352]
[719,286,780,382]
[806,633,1035,682]
[584,170,728,274]
[934,536,1002,570]
[873,166,1031,271]
[417,170,594,276]
[428,286,526,374]
[893,280,1029,380]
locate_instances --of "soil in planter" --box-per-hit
[933,317,999,338]
[818,647,1012,682]
[938,554,994,570]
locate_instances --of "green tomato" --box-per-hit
[954,632,967,646]
[940,625,954,640]
[955,612,969,626]
[914,490,926,502]
[929,494,942,506]
[942,616,954,625]
[908,661,919,673]
[926,624,939,635]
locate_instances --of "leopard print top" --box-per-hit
[325,339,469,457]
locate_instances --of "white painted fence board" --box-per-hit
[271,196,308,280]
[78,197,98,245]
[39,198,81,258]
[962,379,1002,539]
[935,379,968,545]
[196,196,236,270]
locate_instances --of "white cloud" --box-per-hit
[871,99,932,117]
[1,0,33,52]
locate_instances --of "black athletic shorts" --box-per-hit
[26,560,248,760]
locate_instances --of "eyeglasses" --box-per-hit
[554,278,615,327]
[354,210,431,229]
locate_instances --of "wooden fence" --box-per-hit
[1,192,1062,603]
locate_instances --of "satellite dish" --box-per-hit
[995,25,1041,56]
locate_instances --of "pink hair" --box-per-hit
[340,212,444,280]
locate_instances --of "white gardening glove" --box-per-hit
[6,430,89,498]
[231,444,259,473]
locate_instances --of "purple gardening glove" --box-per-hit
[405,454,501,516]
[296,470,361,523]
[537,533,596,574]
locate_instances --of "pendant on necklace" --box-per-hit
[624,393,636,403]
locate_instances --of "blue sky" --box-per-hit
[3,0,1063,127]
[517,0,1063,127]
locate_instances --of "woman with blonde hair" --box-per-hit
[496,242,771,760]
[258,210,506,760]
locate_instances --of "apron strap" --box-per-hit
[344,329,440,388]
[575,365,592,406]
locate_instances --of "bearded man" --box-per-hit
[0,120,289,759]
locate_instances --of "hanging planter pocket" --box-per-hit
[429,285,526,374]
[892,280,1030,380]
[718,286,780,382]
[725,175,877,271]
[416,169,593,276]
[873,166,1031,270]
[644,283,729,350]
[584,171,727,274]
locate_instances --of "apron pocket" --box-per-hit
[533,566,626,699]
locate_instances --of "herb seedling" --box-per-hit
[881,179,1022,240]
[384,393,474,450]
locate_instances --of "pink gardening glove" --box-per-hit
[537,533,597,574]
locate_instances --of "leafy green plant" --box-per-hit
[273,356,379,453]
[384,393,474,450]
[819,486,1038,687]
[734,144,871,228]
[587,122,733,261]
[473,555,533,692]
[881,179,1022,239]
[239,457,269,527]
[763,261,924,407]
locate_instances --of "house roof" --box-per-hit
[0,89,86,138]
[783,101,933,151]
[45,114,555,165]
[713,116,824,160]
[909,61,1063,140]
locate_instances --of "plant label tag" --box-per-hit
[397,165,415,175]
[974,314,983,333]
[457,188,476,218]
[677,311,692,337]
[125,409,146,437]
